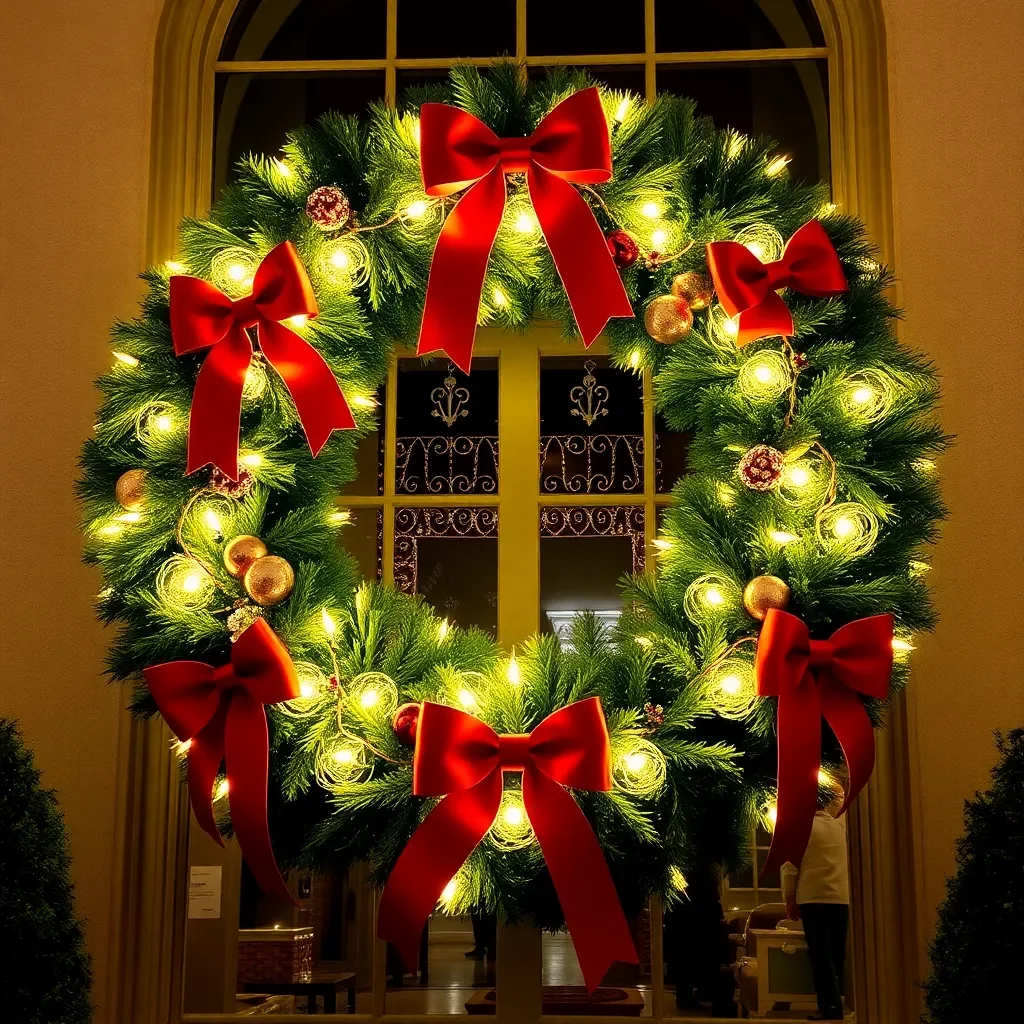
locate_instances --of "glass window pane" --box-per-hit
[756,850,782,890]
[397,0,515,58]
[220,0,388,61]
[528,0,645,56]
[656,60,830,183]
[396,358,498,496]
[540,357,644,496]
[540,507,645,638]
[655,0,825,52]
[341,506,382,581]
[394,508,498,635]
[214,72,386,188]
[655,413,690,494]
[527,63,646,95]
[343,385,385,496]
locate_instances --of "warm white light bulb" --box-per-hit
[652,538,673,552]
[321,608,337,637]
[634,635,653,649]
[154,414,173,432]
[332,747,355,765]
[273,158,292,177]
[766,155,791,176]
[441,878,457,902]
[227,263,247,282]
[833,516,856,539]
[299,680,316,699]
[892,637,915,653]
[766,803,779,827]
[745,241,766,260]
[437,618,450,641]
[492,287,508,307]
[215,779,230,800]
[641,202,661,219]
[287,314,308,330]
[351,395,377,409]
[514,211,536,233]
[753,364,774,384]
[704,586,725,607]
[328,510,350,525]
[360,688,379,709]
[181,572,203,594]
[502,803,525,827]
[458,689,477,709]
[851,386,875,406]
[113,351,139,367]
[329,248,351,270]
[405,199,429,219]
[817,770,832,786]
[625,752,648,772]
[786,465,810,487]
[115,511,142,524]
[240,452,262,467]
[506,653,521,685]
[165,260,186,274]
[720,674,742,695]
[614,97,630,122]
[203,508,222,533]
[651,229,668,248]
[629,349,641,369]
[722,317,739,338]
[769,529,800,545]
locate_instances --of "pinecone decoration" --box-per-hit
[737,444,785,491]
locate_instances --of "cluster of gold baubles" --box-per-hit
[223,535,295,606]
[644,272,714,344]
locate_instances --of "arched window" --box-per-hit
[126,2,915,1022]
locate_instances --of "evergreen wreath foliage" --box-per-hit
[923,730,1024,1022]
[79,62,946,926]
[0,719,93,1024]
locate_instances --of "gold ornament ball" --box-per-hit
[244,555,295,607]
[670,271,714,310]
[114,468,147,509]
[743,575,792,621]
[223,535,268,579]
[644,294,694,344]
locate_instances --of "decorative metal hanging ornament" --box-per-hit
[431,363,470,428]
[570,360,610,427]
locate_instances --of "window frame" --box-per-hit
[113,1,918,1022]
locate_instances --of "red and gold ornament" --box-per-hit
[392,702,421,747]
[305,185,351,231]
[606,229,639,269]
[644,294,693,344]
[738,444,785,491]
[114,468,147,509]
[210,466,255,498]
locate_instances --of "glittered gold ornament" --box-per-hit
[644,294,693,344]
[743,575,791,620]
[223,535,268,579]
[244,554,295,607]
[670,271,714,310]
[114,468,147,509]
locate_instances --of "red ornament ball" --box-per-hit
[606,229,639,269]
[305,185,351,232]
[738,444,786,491]
[392,702,421,747]
[210,467,254,498]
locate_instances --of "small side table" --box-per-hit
[242,972,357,1014]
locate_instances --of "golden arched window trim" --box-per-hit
[110,3,923,1022]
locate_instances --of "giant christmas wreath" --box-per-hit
[80,64,945,989]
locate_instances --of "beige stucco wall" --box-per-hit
[0,2,1021,1022]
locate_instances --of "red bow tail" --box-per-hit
[377,698,637,992]
[705,220,848,347]
[170,241,355,480]
[144,619,300,902]
[416,88,633,372]
[755,610,893,874]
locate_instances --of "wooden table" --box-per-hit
[242,972,356,1014]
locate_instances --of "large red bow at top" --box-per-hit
[417,87,634,372]
[170,241,355,480]
[377,698,638,992]
[706,220,848,346]
[144,618,300,902]
[755,609,893,874]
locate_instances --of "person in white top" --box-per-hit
[780,785,849,1021]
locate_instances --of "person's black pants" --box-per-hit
[799,902,848,1019]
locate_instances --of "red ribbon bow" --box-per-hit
[705,220,848,346]
[170,241,355,480]
[755,609,893,874]
[417,87,634,372]
[377,697,638,992]
[144,618,300,901]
